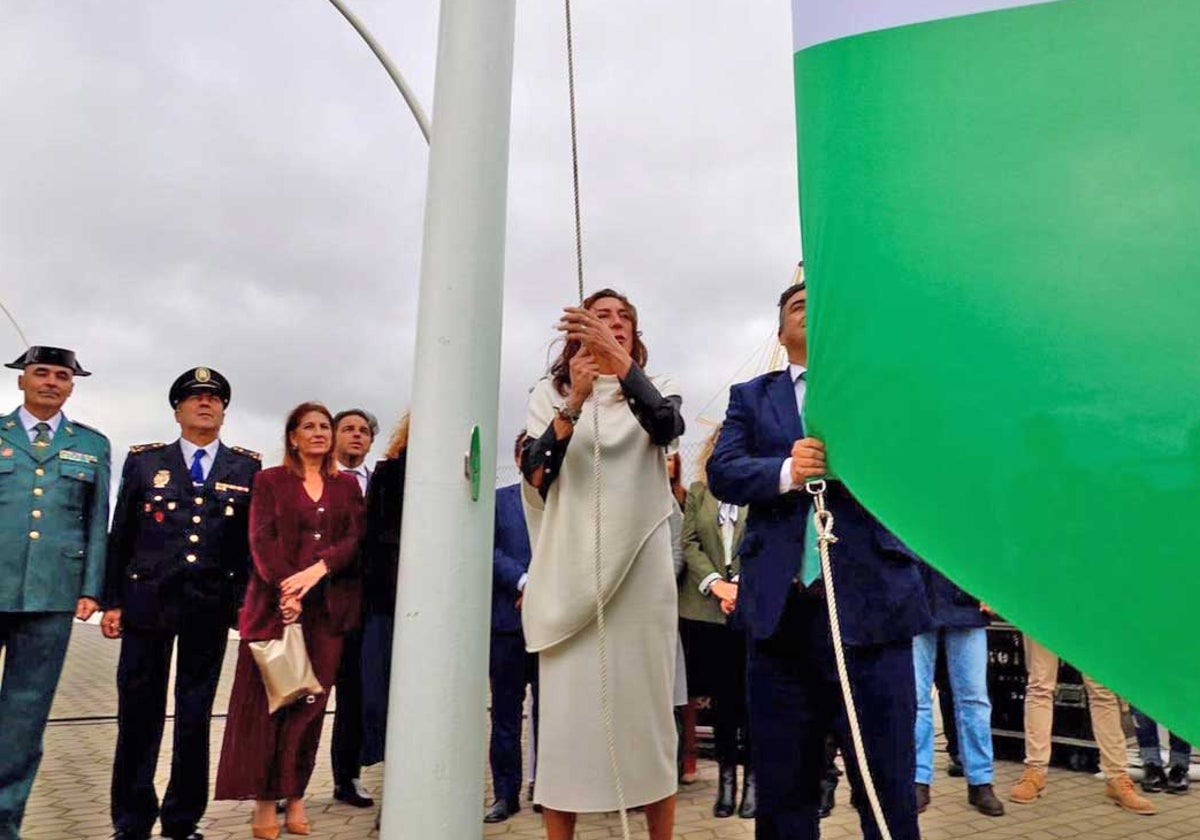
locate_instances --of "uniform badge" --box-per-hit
[1,448,11,457]
[153,470,171,488]
[167,501,177,511]
[195,367,212,383]
[225,505,235,516]
[154,511,165,523]
[143,503,152,513]
[215,481,250,493]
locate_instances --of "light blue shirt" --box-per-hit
[179,437,220,481]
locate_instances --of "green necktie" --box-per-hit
[33,421,52,447]
[794,369,822,586]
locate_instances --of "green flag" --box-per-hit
[793,0,1200,741]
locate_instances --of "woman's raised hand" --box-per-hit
[558,306,633,377]
[567,348,600,410]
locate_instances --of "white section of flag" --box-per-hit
[792,0,1060,51]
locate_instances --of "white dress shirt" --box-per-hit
[778,362,808,494]
[699,501,742,596]
[179,437,220,481]
[18,407,63,443]
[338,461,371,494]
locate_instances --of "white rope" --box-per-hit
[562,1,633,836]
[806,479,893,840]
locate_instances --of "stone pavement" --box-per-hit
[15,623,1198,838]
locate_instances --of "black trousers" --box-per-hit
[111,619,228,836]
[488,631,538,805]
[748,590,919,840]
[331,626,366,788]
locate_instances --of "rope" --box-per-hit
[562,1,632,837]
[806,480,894,840]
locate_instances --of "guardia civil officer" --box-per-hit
[0,346,110,840]
[101,367,260,840]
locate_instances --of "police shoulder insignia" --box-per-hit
[230,446,261,461]
[129,442,168,454]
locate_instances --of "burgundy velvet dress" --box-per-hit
[214,466,363,801]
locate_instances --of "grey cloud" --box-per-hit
[3,0,799,478]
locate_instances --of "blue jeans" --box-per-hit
[913,628,994,785]
[1132,707,1192,769]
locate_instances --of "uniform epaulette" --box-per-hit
[129,442,168,454]
[65,420,110,440]
[229,445,262,461]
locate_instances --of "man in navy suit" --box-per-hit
[483,434,538,824]
[707,279,931,840]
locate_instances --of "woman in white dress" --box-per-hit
[520,289,685,840]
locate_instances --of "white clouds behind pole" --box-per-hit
[1,1,797,474]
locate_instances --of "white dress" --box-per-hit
[522,374,679,812]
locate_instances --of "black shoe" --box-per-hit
[483,799,520,823]
[112,831,150,840]
[1142,764,1168,793]
[1166,765,1191,794]
[947,756,965,778]
[968,783,1005,817]
[738,769,757,819]
[713,764,737,818]
[915,783,931,814]
[334,779,376,808]
[817,780,836,819]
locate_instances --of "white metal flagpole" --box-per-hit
[378,0,517,836]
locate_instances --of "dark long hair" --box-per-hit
[282,401,339,477]
[548,288,648,396]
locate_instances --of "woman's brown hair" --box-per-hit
[548,288,649,397]
[282,401,339,477]
[383,412,411,460]
[695,423,722,485]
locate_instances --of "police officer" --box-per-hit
[101,367,260,840]
[0,346,110,840]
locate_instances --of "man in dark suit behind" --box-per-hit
[483,434,538,824]
[101,367,260,840]
[707,278,931,840]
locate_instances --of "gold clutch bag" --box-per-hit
[249,623,324,714]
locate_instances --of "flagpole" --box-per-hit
[378,0,516,836]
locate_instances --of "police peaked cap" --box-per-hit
[169,367,231,408]
[6,345,91,376]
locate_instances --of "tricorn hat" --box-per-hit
[5,346,91,376]
[169,366,231,408]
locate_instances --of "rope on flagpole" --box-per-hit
[806,479,894,840]
[562,1,633,837]
[0,298,30,347]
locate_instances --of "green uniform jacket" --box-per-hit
[0,409,111,611]
[679,480,746,625]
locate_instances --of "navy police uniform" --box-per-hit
[103,368,260,840]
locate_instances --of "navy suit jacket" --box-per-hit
[707,369,931,647]
[918,561,987,630]
[492,483,532,635]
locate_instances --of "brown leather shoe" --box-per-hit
[1009,767,1047,804]
[1106,773,1156,815]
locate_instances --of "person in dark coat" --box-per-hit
[101,367,259,840]
[706,279,931,840]
[483,434,538,824]
[358,414,408,769]
[911,562,1004,817]
[214,402,363,839]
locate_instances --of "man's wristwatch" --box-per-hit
[556,404,582,425]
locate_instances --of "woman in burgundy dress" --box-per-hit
[215,402,364,839]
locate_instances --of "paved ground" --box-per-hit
[15,623,1200,838]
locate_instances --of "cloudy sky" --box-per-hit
[1,1,799,478]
